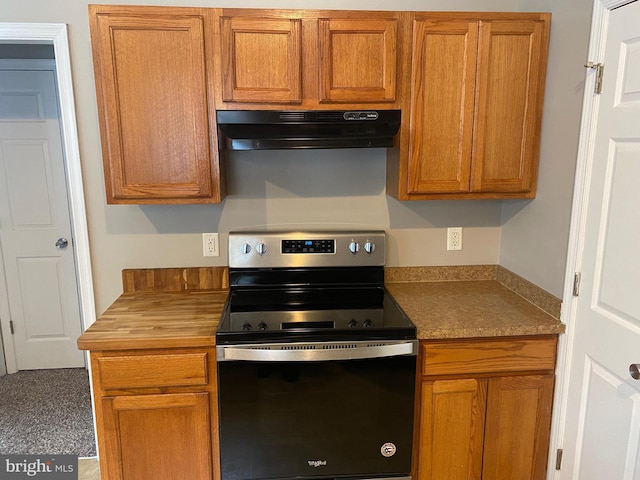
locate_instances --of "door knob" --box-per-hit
[630,364,640,380]
[55,237,69,249]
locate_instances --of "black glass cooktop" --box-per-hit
[216,287,415,345]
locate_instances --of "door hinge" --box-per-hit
[9,320,14,334]
[555,449,563,470]
[584,62,604,94]
[572,272,581,297]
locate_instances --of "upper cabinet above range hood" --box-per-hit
[216,110,401,150]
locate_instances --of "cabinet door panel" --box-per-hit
[220,17,302,103]
[483,375,554,480]
[407,20,477,194]
[418,379,486,480]
[318,18,397,103]
[91,11,216,203]
[102,393,212,480]
[471,20,546,193]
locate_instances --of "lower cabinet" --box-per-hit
[87,339,556,480]
[415,336,557,480]
[89,348,219,480]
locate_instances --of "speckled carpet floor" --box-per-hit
[0,368,96,456]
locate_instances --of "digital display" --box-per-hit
[282,239,335,254]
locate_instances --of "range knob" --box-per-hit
[256,242,267,255]
[242,323,252,331]
[348,241,360,254]
[362,319,373,328]
[364,241,376,254]
[257,322,267,331]
[348,319,358,328]
[241,243,251,255]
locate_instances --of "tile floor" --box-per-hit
[78,458,100,480]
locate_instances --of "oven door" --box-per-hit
[216,341,417,480]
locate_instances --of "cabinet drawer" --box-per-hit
[421,337,556,376]
[97,352,208,389]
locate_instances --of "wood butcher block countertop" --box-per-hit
[77,290,228,351]
[77,266,565,352]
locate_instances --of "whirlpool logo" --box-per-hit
[307,460,327,468]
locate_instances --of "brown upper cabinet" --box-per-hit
[89,5,225,204]
[388,12,551,200]
[215,9,403,109]
[219,16,302,104]
[88,6,550,204]
[318,17,398,103]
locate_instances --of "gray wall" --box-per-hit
[0,0,590,314]
[500,0,593,296]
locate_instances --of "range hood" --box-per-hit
[216,110,401,150]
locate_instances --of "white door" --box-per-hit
[0,61,84,370]
[557,1,640,478]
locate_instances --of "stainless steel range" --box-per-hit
[216,231,417,480]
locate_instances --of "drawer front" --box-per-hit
[421,337,557,376]
[97,352,208,389]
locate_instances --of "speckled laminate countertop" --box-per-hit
[386,280,565,339]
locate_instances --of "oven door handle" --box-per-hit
[216,340,417,362]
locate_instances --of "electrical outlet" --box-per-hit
[447,227,462,251]
[203,233,219,257]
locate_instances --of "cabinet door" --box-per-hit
[471,20,547,194]
[318,18,397,103]
[407,19,477,194]
[482,375,554,480]
[220,16,302,103]
[417,379,486,480]
[90,8,220,204]
[101,392,212,480]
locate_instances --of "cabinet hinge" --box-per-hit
[572,272,581,297]
[584,62,604,94]
[555,448,563,470]
[9,320,14,334]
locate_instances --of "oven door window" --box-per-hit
[217,356,416,480]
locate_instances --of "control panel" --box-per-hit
[343,111,379,121]
[282,239,335,254]
[228,231,385,268]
